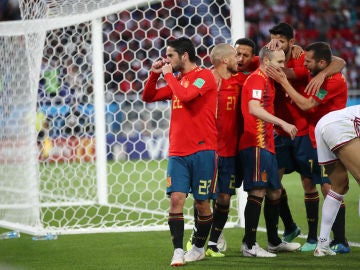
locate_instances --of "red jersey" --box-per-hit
[217,72,248,157]
[239,68,277,154]
[142,67,217,156]
[274,52,310,136]
[308,72,348,147]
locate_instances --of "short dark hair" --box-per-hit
[259,46,276,62]
[234,38,256,55]
[305,42,332,64]
[167,37,197,62]
[269,22,294,40]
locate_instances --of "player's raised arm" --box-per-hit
[266,65,318,111]
[304,55,346,96]
[142,59,172,102]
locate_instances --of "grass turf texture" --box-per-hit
[0,172,359,269]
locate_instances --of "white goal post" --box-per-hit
[0,0,246,235]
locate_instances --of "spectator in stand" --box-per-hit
[244,1,265,24]
[312,9,330,41]
[247,23,267,50]
[272,0,288,22]
[245,0,359,94]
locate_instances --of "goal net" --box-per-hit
[0,0,245,235]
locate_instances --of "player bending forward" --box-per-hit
[314,105,360,256]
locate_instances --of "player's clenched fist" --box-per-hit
[161,63,173,75]
[151,59,167,73]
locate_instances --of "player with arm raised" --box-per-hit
[267,41,349,254]
[187,37,304,256]
[268,23,346,252]
[187,38,260,256]
[142,37,218,266]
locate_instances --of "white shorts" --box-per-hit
[315,106,360,164]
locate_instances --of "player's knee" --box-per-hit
[266,188,281,200]
[341,178,350,195]
[217,193,231,205]
[170,192,186,209]
[321,183,331,197]
[301,178,316,193]
[194,199,211,215]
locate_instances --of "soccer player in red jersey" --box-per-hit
[187,38,306,256]
[142,37,218,266]
[267,41,349,255]
[236,38,260,74]
[186,38,259,256]
[239,46,300,257]
[202,42,250,257]
[269,23,310,247]
[269,22,347,252]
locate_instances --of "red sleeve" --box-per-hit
[290,53,309,80]
[164,69,216,102]
[142,72,172,102]
[244,72,266,102]
[312,73,347,104]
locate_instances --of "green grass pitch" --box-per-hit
[0,162,359,269]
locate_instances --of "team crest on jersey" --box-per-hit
[316,88,328,100]
[193,78,205,88]
[261,170,267,182]
[181,80,190,88]
[252,89,262,99]
[166,176,172,187]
